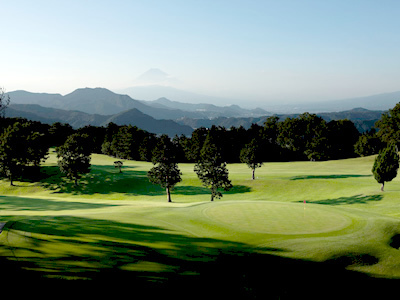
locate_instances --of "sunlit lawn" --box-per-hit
[1,150,400,297]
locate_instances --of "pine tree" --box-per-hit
[372,144,399,191]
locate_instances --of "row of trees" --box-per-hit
[176,114,362,163]
[0,115,369,201]
[147,134,232,202]
[99,113,367,165]
[0,118,91,187]
[0,117,232,201]
[2,85,400,197]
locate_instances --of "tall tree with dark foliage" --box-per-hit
[194,133,232,201]
[56,133,91,186]
[147,135,182,202]
[372,143,399,191]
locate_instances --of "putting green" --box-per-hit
[203,202,353,234]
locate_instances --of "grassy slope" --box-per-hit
[1,150,400,296]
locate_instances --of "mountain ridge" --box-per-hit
[8,103,382,135]
[8,88,269,119]
[277,91,400,113]
[5,87,397,134]
[7,104,193,136]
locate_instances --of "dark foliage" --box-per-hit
[0,120,49,185]
[56,133,91,186]
[372,143,399,191]
[147,135,182,202]
[194,133,232,201]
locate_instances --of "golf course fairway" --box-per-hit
[1,151,400,298]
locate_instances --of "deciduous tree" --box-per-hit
[147,135,182,202]
[240,138,263,179]
[0,123,26,185]
[278,113,327,160]
[326,120,360,159]
[194,133,232,201]
[56,133,91,186]
[355,129,384,157]
[375,103,400,145]
[0,121,49,185]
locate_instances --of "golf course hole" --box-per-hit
[204,202,352,235]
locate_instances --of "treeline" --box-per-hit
[3,98,400,198]
[97,112,381,163]
[0,104,397,190]
[0,111,386,167]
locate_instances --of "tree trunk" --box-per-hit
[252,168,255,180]
[9,174,14,186]
[166,187,172,202]
[381,182,385,192]
[210,185,216,201]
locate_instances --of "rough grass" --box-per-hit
[1,151,400,297]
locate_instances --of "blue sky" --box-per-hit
[2,0,400,106]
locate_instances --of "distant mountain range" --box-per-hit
[8,88,270,119]
[274,91,400,113]
[5,87,395,135]
[7,104,193,136]
[176,107,382,133]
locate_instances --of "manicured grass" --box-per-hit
[1,150,400,297]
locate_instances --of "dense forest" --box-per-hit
[75,112,384,162]
[0,111,385,165]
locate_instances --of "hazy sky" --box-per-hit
[2,0,400,106]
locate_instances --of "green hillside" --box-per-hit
[0,151,399,297]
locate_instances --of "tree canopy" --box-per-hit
[56,133,91,186]
[372,144,399,191]
[240,138,263,180]
[147,135,182,202]
[376,103,400,145]
[194,133,232,201]
[0,121,49,185]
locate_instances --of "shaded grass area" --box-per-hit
[298,194,384,206]
[291,174,373,180]
[2,154,400,297]
[36,165,251,198]
[0,216,397,299]
[0,195,118,211]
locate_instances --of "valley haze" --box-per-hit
[4,87,393,136]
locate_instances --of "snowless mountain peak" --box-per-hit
[134,68,173,86]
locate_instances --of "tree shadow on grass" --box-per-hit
[38,166,251,198]
[173,185,251,196]
[290,174,372,180]
[0,215,396,299]
[38,166,162,196]
[0,195,119,212]
[298,194,383,205]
